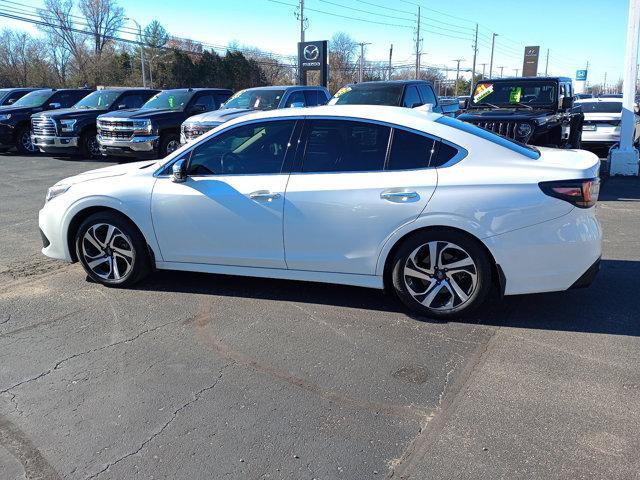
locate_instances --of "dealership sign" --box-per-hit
[576,70,588,81]
[298,40,328,87]
[522,46,540,77]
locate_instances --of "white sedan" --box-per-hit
[577,98,640,147]
[39,105,602,318]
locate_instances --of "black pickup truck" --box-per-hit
[328,80,459,116]
[31,88,159,158]
[0,88,93,154]
[458,76,583,148]
[0,88,40,107]
[96,88,233,159]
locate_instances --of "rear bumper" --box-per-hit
[569,257,600,289]
[485,208,602,295]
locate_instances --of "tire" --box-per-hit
[159,133,180,159]
[391,229,492,319]
[15,126,37,154]
[80,130,101,159]
[75,211,151,287]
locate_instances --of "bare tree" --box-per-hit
[79,0,124,56]
[328,32,358,93]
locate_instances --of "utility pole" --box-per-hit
[544,49,549,76]
[415,6,421,79]
[469,23,478,95]
[358,42,371,83]
[514,68,519,77]
[480,63,487,79]
[489,32,497,79]
[126,17,146,88]
[499,66,505,78]
[299,0,305,43]
[453,58,463,95]
[604,72,608,93]
[388,44,393,80]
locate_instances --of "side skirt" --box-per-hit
[155,261,384,290]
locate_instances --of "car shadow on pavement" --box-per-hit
[599,177,640,201]
[134,259,639,336]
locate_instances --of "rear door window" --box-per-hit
[301,120,390,173]
[285,91,306,107]
[304,90,320,106]
[386,129,435,170]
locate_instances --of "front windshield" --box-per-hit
[142,90,192,110]
[328,84,403,106]
[472,81,557,107]
[222,89,285,110]
[580,101,622,113]
[73,90,120,109]
[11,90,52,108]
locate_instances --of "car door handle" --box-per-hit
[380,190,419,202]
[249,190,281,201]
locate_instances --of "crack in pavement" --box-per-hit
[84,361,235,480]
[0,314,10,325]
[0,318,183,396]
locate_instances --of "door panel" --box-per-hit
[284,170,436,274]
[152,174,288,267]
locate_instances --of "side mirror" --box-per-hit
[562,97,574,109]
[117,104,128,110]
[289,102,305,108]
[171,159,187,183]
[189,104,206,114]
[49,102,62,109]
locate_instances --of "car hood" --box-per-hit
[35,107,108,120]
[460,108,555,121]
[55,160,157,186]
[185,108,256,124]
[0,105,43,116]
[99,108,185,121]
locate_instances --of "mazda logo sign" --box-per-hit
[303,45,319,61]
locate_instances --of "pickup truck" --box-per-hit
[96,88,233,159]
[181,85,330,143]
[0,88,93,154]
[458,76,583,149]
[31,88,158,158]
[327,80,459,116]
[0,88,40,107]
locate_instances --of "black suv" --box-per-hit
[458,77,583,148]
[0,88,93,154]
[328,80,459,116]
[31,88,159,158]
[97,88,233,159]
[0,88,40,107]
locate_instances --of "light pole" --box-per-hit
[489,33,498,78]
[453,58,463,95]
[358,42,371,83]
[480,63,487,79]
[499,66,505,78]
[513,68,519,77]
[126,17,146,88]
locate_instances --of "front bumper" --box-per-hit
[39,206,72,262]
[97,134,159,157]
[32,135,79,153]
[485,207,602,296]
[0,124,14,146]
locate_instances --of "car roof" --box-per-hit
[161,88,232,93]
[346,80,432,87]
[240,85,326,91]
[480,76,571,82]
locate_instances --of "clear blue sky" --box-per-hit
[2,0,631,86]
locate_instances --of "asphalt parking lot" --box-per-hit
[1,153,639,480]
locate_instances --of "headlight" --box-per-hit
[0,113,12,121]
[45,184,70,202]
[59,119,77,133]
[133,119,152,134]
[516,123,532,138]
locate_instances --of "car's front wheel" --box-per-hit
[16,127,37,154]
[75,211,151,287]
[391,230,492,319]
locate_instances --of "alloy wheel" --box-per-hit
[21,131,36,153]
[87,135,101,158]
[403,241,478,311]
[166,139,180,155]
[81,223,135,281]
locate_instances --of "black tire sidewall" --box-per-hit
[391,230,492,319]
[159,133,180,158]
[75,211,150,287]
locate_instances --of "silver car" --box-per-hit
[577,98,640,147]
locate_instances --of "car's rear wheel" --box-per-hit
[80,130,101,159]
[391,230,492,319]
[75,211,150,287]
[16,127,37,154]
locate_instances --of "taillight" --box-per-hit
[539,178,600,208]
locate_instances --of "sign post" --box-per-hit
[522,46,540,77]
[298,40,328,87]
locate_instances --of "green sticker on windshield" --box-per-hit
[168,96,174,109]
[97,96,102,106]
[509,87,522,104]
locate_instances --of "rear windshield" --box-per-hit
[223,89,285,110]
[436,116,540,160]
[11,90,52,108]
[328,84,403,106]
[142,91,193,110]
[580,101,622,113]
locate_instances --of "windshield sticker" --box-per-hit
[509,87,522,104]
[168,96,175,109]
[334,86,351,97]
[473,84,493,103]
[97,96,103,106]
